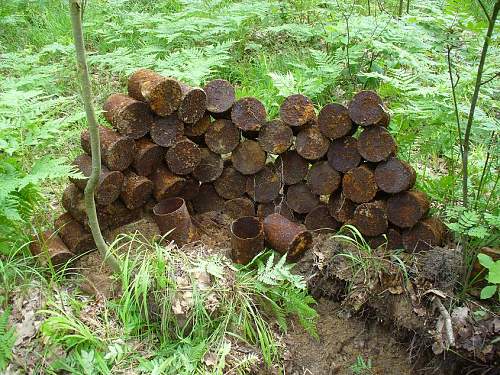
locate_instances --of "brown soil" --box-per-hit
[13,214,497,374]
[284,298,416,375]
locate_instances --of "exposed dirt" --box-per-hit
[284,298,417,375]
[9,213,498,374]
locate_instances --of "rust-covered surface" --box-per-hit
[54,212,95,255]
[274,150,309,185]
[153,197,195,245]
[191,184,225,214]
[150,114,184,147]
[402,217,445,252]
[165,138,201,175]
[327,191,357,223]
[263,213,312,260]
[150,164,186,201]
[231,140,266,175]
[178,177,201,202]
[184,114,211,137]
[256,200,295,222]
[327,136,361,173]
[70,154,124,206]
[350,200,388,237]
[127,69,182,116]
[231,97,267,131]
[246,166,281,203]
[103,93,152,139]
[30,230,74,268]
[178,84,207,124]
[258,119,293,154]
[286,183,320,214]
[213,165,247,199]
[304,205,340,231]
[132,138,164,176]
[204,119,240,154]
[120,171,153,210]
[230,216,264,264]
[348,90,386,126]
[357,126,396,162]
[204,79,235,114]
[306,161,341,196]
[81,125,135,171]
[192,148,224,182]
[374,157,416,193]
[317,103,353,140]
[295,127,330,160]
[224,198,256,219]
[280,94,316,127]
[387,190,430,228]
[342,165,378,203]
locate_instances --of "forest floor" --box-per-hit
[7,212,497,374]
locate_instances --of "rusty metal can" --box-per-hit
[230,216,264,264]
[153,197,195,245]
[263,213,312,261]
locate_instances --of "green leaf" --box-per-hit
[480,285,497,299]
[477,254,494,270]
[485,261,500,284]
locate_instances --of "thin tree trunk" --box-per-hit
[69,0,120,273]
[462,0,500,208]
[398,0,404,17]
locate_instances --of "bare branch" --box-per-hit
[477,0,492,23]
[480,71,500,86]
[433,298,455,348]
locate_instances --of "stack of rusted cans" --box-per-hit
[33,69,444,267]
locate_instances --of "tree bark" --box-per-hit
[69,0,120,272]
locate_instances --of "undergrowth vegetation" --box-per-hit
[0,0,499,372]
[39,234,317,374]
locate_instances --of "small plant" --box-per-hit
[350,355,373,375]
[477,254,500,301]
[0,308,16,371]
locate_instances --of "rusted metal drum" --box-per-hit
[153,197,195,245]
[230,216,264,264]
